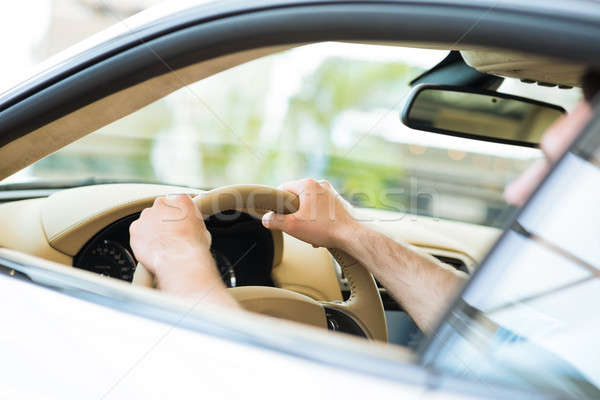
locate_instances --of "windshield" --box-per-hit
[423,111,600,398]
[3,42,582,227]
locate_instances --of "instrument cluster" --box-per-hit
[74,211,275,287]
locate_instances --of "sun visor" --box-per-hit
[461,50,586,88]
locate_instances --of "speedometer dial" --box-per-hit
[77,239,136,281]
[211,248,237,288]
[73,211,274,287]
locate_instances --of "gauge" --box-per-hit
[211,248,237,288]
[76,239,137,282]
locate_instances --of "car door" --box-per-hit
[0,248,557,399]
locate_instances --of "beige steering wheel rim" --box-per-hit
[132,184,387,342]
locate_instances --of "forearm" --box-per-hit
[336,222,467,333]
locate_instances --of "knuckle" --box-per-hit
[172,195,194,213]
[299,178,319,192]
[172,194,191,204]
[285,216,297,230]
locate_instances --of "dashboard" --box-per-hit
[0,183,501,343]
[0,181,505,346]
[73,211,276,288]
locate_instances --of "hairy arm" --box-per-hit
[340,224,467,333]
[263,178,467,333]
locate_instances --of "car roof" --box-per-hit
[2,0,600,109]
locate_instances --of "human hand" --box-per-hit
[261,179,357,249]
[129,194,226,298]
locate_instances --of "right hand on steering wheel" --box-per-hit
[262,178,357,250]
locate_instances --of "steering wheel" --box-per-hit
[132,185,387,342]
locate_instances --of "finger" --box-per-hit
[165,193,193,207]
[154,195,192,221]
[278,180,305,195]
[153,194,192,211]
[129,219,139,236]
[163,194,196,213]
[204,229,212,247]
[279,178,322,195]
[262,211,275,228]
[140,207,153,219]
[318,180,337,195]
[262,211,294,232]
[318,179,332,189]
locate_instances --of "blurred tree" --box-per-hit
[280,57,423,209]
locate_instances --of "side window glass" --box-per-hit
[425,114,600,398]
[16,43,578,228]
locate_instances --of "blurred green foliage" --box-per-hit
[26,44,533,226]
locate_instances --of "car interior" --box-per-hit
[0,41,589,352]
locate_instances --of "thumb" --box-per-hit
[262,211,293,231]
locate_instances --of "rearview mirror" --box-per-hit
[401,84,565,147]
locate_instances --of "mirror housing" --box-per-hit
[401,84,565,147]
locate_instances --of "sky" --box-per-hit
[0,1,52,94]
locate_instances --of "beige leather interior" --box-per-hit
[323,249,387,341]
[0,198,72,265]
[0,183,499,298]
[43,183,201,256]
[0,185,499,263]
[273,235,342,302]
[229,286,327,329]
[356,207,500,266]
[461,49,585,87]
[132,185,388,342]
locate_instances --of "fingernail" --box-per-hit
[262,211,273,227]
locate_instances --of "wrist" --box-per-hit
[153,248,219,286]
[331,218,361,252]
[157,253,239,309]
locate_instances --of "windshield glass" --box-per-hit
[3,42,582,227]
[423,112,600,398]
